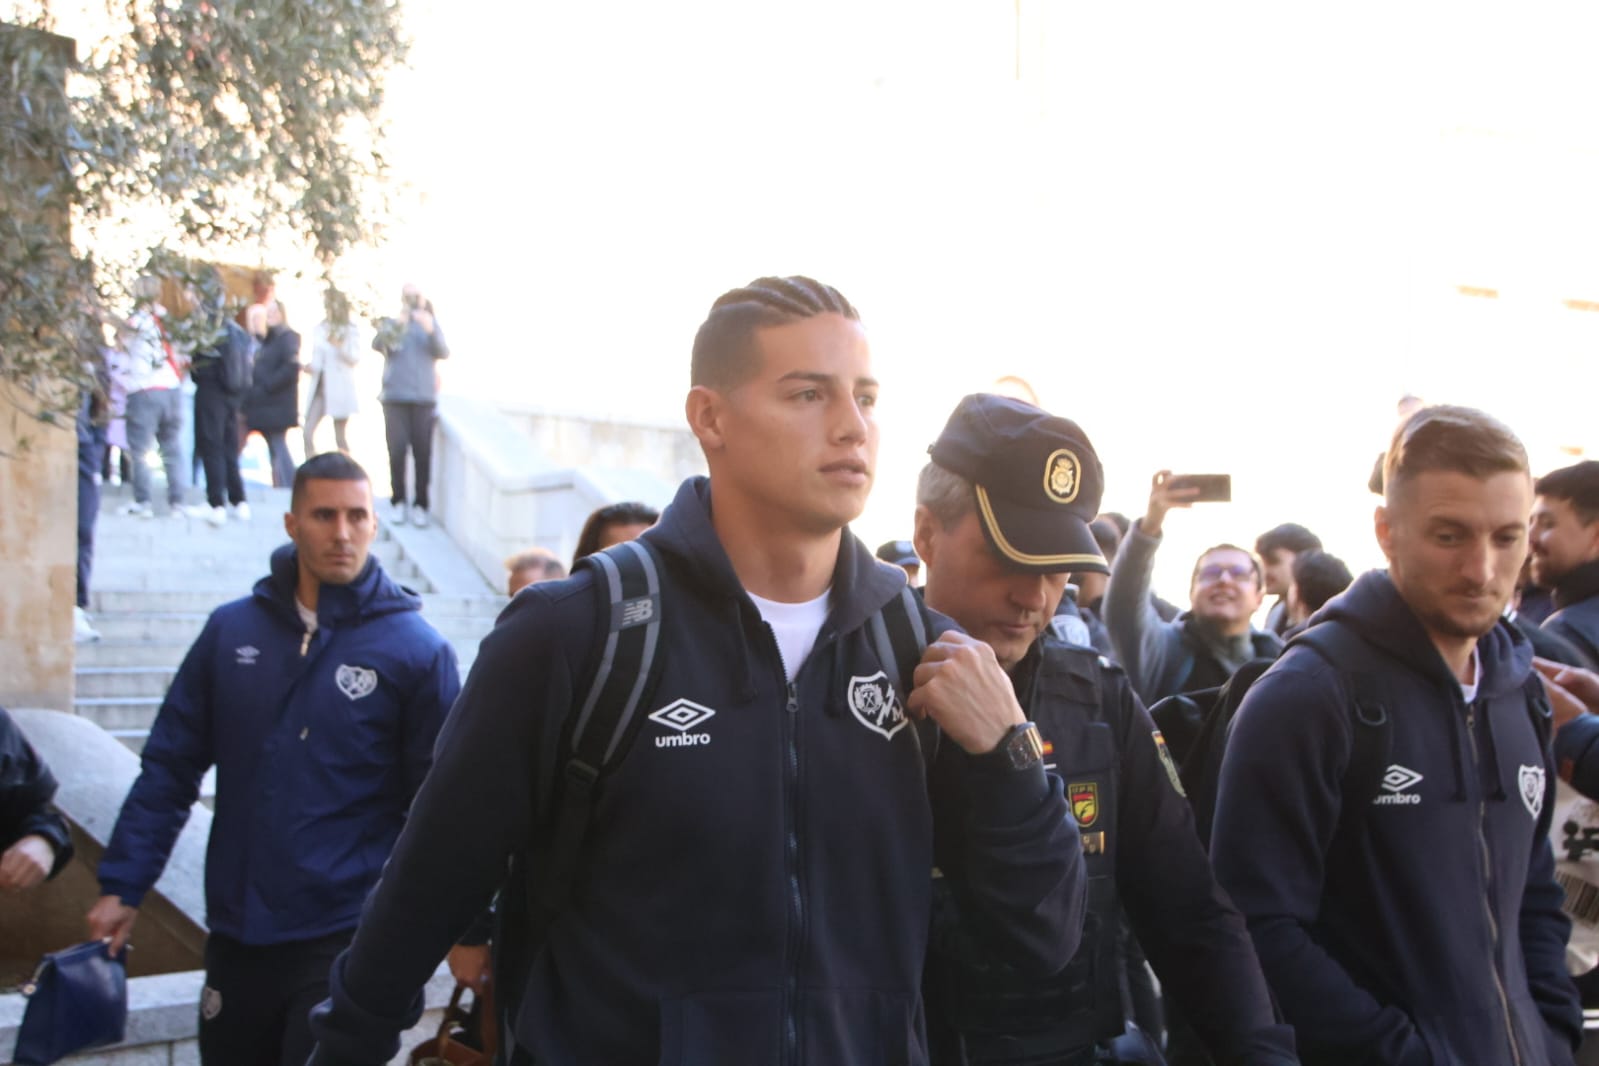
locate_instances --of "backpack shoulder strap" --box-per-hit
[1288,621,1393,839]
[1524,670,1553,754]
[537,538,667,913]
[868,583,937,774]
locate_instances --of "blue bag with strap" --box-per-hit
[12,939,128,1065]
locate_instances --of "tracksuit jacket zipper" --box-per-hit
[1463,698,1525,1066]
[767,622,839,1066]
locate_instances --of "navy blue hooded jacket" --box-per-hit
[308,477,1085,1066]
[1212,571,1580,1066]
[98,545,459,944]
[1543,558,1599,671]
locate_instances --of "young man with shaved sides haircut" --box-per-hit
[89,453,459,1065]
[1212,406,1580,1065]
[309,277,1084,1066]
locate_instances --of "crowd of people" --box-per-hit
[71,274,450,643]
[12,272,1599,1066]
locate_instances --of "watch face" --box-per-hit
[1008,723,1043,770]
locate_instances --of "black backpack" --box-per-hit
[1150,620,1552,849]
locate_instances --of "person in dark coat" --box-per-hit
[244,301,302,488]
[1213,405,1580,1066]
[1,706,74,892]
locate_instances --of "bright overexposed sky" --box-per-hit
[50,1,1599,603]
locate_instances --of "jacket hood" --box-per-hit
[255,542,421,627]
[1313,569,1532,699]
[644,477,907,634]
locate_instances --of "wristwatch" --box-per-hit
[975,722,1044,772]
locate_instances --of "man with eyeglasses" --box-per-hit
[1102,471,1282,704]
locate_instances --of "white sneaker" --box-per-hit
[73,607,100,644]
[206,505,227,528]
[231,501,251,521]
[411,507,429,529]
[118,501,153,518]
[391,502,409,527]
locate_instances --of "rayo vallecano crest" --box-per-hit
[848,671,907,740]
[335,664,378,701]
[1520,763,1546,819]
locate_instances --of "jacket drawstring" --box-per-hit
[1477,697,1508,801]
[732,600,758,704]
[1445,696,1467,802]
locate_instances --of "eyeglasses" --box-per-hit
[1195,562,1256,585]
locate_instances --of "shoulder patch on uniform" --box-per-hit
[1069,781,1099,827]
[1152,729,1186,797]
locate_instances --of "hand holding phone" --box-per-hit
[1163,474,1231,503]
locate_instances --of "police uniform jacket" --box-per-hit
[308,476,1086,1066]
[97,545,460,944]
[928,635,1295,1064]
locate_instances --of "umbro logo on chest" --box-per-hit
[650,700,715,747]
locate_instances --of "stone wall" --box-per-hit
[432,395,691,587]
[0,391,77,711]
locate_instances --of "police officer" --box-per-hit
[915,394,1297,1066]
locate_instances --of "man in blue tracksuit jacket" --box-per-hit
[88,452,460,1066]
[1212,405,1581,1066]
[307,277,1086,1066]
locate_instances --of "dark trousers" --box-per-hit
[195,383,246,508]
[198,929,353,1066]
[383,401,436,510]
[77,404,104,609]
[256,428,295,488]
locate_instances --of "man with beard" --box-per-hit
[1211,406,1580,1065]
[1530,460,1599,670]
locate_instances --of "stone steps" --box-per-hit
[76,666,177,699]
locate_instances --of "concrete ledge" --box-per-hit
[4,711,209,981]
[433,395,682,588]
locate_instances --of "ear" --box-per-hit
[1374,503,1395,562]
[1585,517,1599,562]
[684,385,728,453]
[283,510,298,543]
[912,504,941,572]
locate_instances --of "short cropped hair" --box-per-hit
[1535,461,1599,525]
[1383,405,1528,507]
[916,462,975,530]
[505,547,567,583]
[690,276,859,390]
[1256,523,1322,559]
[1100,511,1131,539]
[572,501,661,568]
[1291,549,1353,613]
[1191,543,1264,587]
[291,452,369,510]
